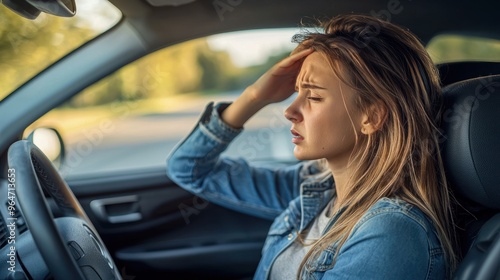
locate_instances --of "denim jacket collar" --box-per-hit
[299,174,336,231]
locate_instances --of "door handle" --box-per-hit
[90,195,142,224]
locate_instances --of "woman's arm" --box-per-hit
[221,48,313,128]
[166,49,313,220]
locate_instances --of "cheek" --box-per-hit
[313,110,358,148]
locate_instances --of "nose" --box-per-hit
[284,96,303,123]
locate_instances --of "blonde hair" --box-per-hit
[292,14,457,277]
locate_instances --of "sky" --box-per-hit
[207,28,301,67]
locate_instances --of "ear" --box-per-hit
[360,102,387,135]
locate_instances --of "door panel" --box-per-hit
[63,168,272,280]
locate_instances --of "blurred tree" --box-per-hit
[74,38,246,106]
[3,4,293,109]
[98,75,124,104]
[427,35,500,63]
[197,46,223,90]
[196,41,242,92]
[0,5,104,100]
[64,38,293,108]
[237,51,289,88]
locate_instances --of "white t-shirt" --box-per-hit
[270,198,335,280]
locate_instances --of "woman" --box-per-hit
[166,14,457,279]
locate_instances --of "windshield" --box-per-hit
[0,0,121,102]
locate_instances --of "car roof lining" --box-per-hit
[109,0,500,51]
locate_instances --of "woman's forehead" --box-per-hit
[297,52,338,84]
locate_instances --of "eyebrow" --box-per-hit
[295,83,327,91]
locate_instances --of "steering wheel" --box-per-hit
[7,140,122,280]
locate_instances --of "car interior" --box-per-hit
[0,0,500,279]
[439,73,500,279]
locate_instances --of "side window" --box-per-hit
[427,34,500,64]
[27,29,300,178]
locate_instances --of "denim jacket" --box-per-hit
[166,102,447,280]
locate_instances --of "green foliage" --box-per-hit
[66,37,289,108]
[427,35,500,64]
[0,5,97,100]
[1,4,292,108]
[237,51,290,88]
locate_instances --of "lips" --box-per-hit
[291,129,304,144]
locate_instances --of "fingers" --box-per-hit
[279,48,314,68]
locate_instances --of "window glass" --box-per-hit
[0,0,121,102]
[28,28,303,178]
[427,34,500,64]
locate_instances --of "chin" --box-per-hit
[293,150,322,161]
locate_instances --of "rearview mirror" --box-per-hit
[2,0,76,20]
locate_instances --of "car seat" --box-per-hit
[438,61,500,87]
[439,74,500,279]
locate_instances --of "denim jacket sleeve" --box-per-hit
[166,102,303,220]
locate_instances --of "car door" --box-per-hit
[29,28,301,280]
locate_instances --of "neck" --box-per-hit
[327,159,355,212]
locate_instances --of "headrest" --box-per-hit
[441,75,500,209]
[438,61,500,87]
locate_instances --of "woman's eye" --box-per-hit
[307,97,323,102]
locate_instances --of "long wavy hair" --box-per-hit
[292,14,458,277]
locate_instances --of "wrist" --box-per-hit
[221,87,268,128]
[241,85,270,110]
